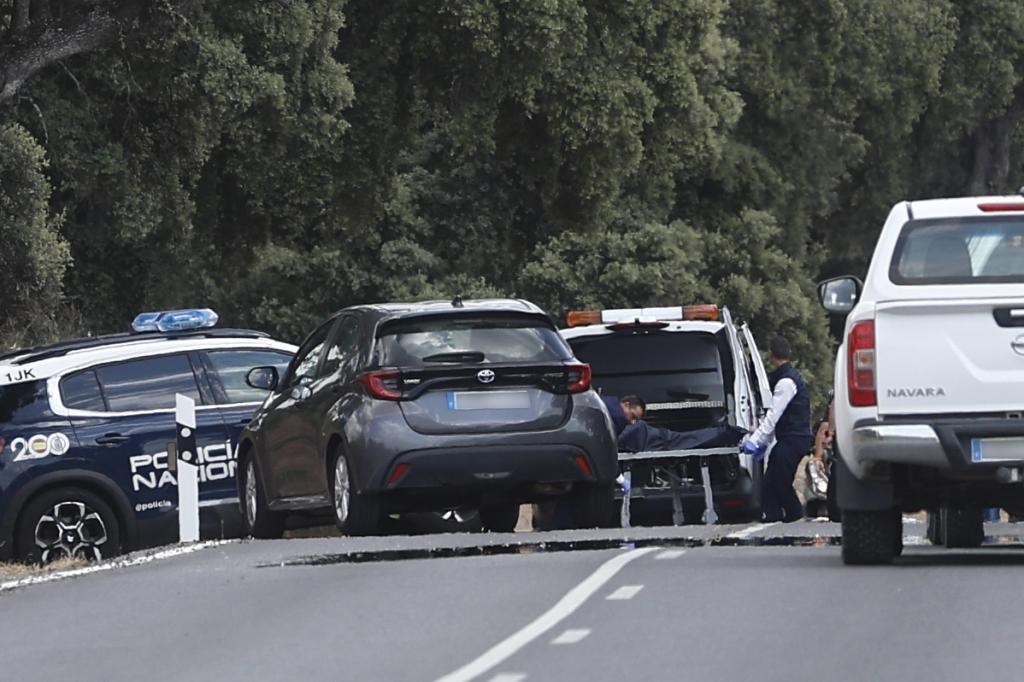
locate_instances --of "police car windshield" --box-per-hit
[377,314,571,367]
[0,381,51,424]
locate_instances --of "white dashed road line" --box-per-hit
[726,522,779,540]
[434,547,657,682]
[654,549,686,560]
[606,584,644,601]
[551,628,591,645]
[488,674,527,682]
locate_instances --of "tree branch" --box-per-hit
[0,0,204,105]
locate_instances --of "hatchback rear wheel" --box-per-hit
[331,452,381,536]
[569,483,616,529]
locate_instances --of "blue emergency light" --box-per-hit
[131,308,219,333]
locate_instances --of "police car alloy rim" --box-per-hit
[245,460,258,528]
[34,501,108,563]
[334,457,351,524]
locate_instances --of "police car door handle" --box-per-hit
[95,433,129,445]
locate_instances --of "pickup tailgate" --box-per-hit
[876,298,1024,415]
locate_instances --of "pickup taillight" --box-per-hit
[847,320,876,407]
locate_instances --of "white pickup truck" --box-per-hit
[820,195,1024,564]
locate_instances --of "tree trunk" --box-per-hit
[12,0,31,34]
[968,89,1024,195]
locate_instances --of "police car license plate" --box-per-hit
[970,437,1024,463]
[447,391,530,410]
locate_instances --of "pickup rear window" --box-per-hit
[378,314,571,367]
[891,217,1024,284]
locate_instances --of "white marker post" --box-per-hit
[175,394,200,543]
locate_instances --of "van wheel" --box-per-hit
[479,502,520,533]
[242,458,285,539]
[331,452,381,536]
[841,509,898,565]
[941,506,984,548]
[570,483,616,529]
[17,488,121,564]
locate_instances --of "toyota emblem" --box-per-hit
[477,369,496,384]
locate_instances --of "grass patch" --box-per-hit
[0,557,87,581]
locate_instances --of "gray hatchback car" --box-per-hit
[236,298,618,535]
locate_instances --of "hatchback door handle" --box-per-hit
[95,433,129,445]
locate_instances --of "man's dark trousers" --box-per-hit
[762,435,812,522]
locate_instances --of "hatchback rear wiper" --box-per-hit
[421,351,486,363]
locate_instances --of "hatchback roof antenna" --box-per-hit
[451,294,464,308]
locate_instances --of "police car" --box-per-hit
[0,309,295,563]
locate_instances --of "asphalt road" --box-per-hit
[3,521,1024,682]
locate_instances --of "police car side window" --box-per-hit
[205,350,292,403]
[94,354,202,412]
[61,370,106,411]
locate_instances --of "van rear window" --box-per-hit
[891,217,1024,284]
[568,331,726,405]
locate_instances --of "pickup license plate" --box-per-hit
[970,437,1024,463]
[447,390,530,410]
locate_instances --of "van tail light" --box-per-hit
[358,370,402,400]
[847,320,876,407]
[566,363,592,394]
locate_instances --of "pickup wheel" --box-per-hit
[841,509,899,565]
[940,506,984,548]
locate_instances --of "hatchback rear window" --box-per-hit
[569,331,726,405]
[891,217,1024,284]
[378,315,571,367]
[0,381,52,424]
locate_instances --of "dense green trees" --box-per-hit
[2,0,1023,391]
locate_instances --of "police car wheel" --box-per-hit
[17,488,121,565]
[242,459,284,539]
[330,452,381,536]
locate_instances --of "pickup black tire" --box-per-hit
[841,509,899,565]
[479,502,520,533]
[941,506,984,548]
[569,483,617,529]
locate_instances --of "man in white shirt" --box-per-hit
[742,336,813,522]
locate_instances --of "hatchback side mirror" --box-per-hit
[246,366,279,391]
[817,276,862,315]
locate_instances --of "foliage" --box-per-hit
[3,0,1024,389]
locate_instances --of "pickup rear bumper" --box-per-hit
[848,417,1024,475]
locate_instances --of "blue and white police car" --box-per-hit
[0,310,295,563]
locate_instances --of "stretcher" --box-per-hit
[617,447,740,527]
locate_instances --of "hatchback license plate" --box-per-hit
[447,390,530,410]
[970,437,1024,463]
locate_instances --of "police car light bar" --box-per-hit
[131,308,219,333]
[566,305,719,327]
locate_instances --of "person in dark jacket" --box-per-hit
[603,394,745,452]
[742,335,813,522]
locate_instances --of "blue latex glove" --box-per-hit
[741,438,767,461]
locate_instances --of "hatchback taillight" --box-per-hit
[566,363,592,394]
[847,320,876,407]
[358,370,402,400]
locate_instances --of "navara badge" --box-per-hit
[1012,334,1024,357]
